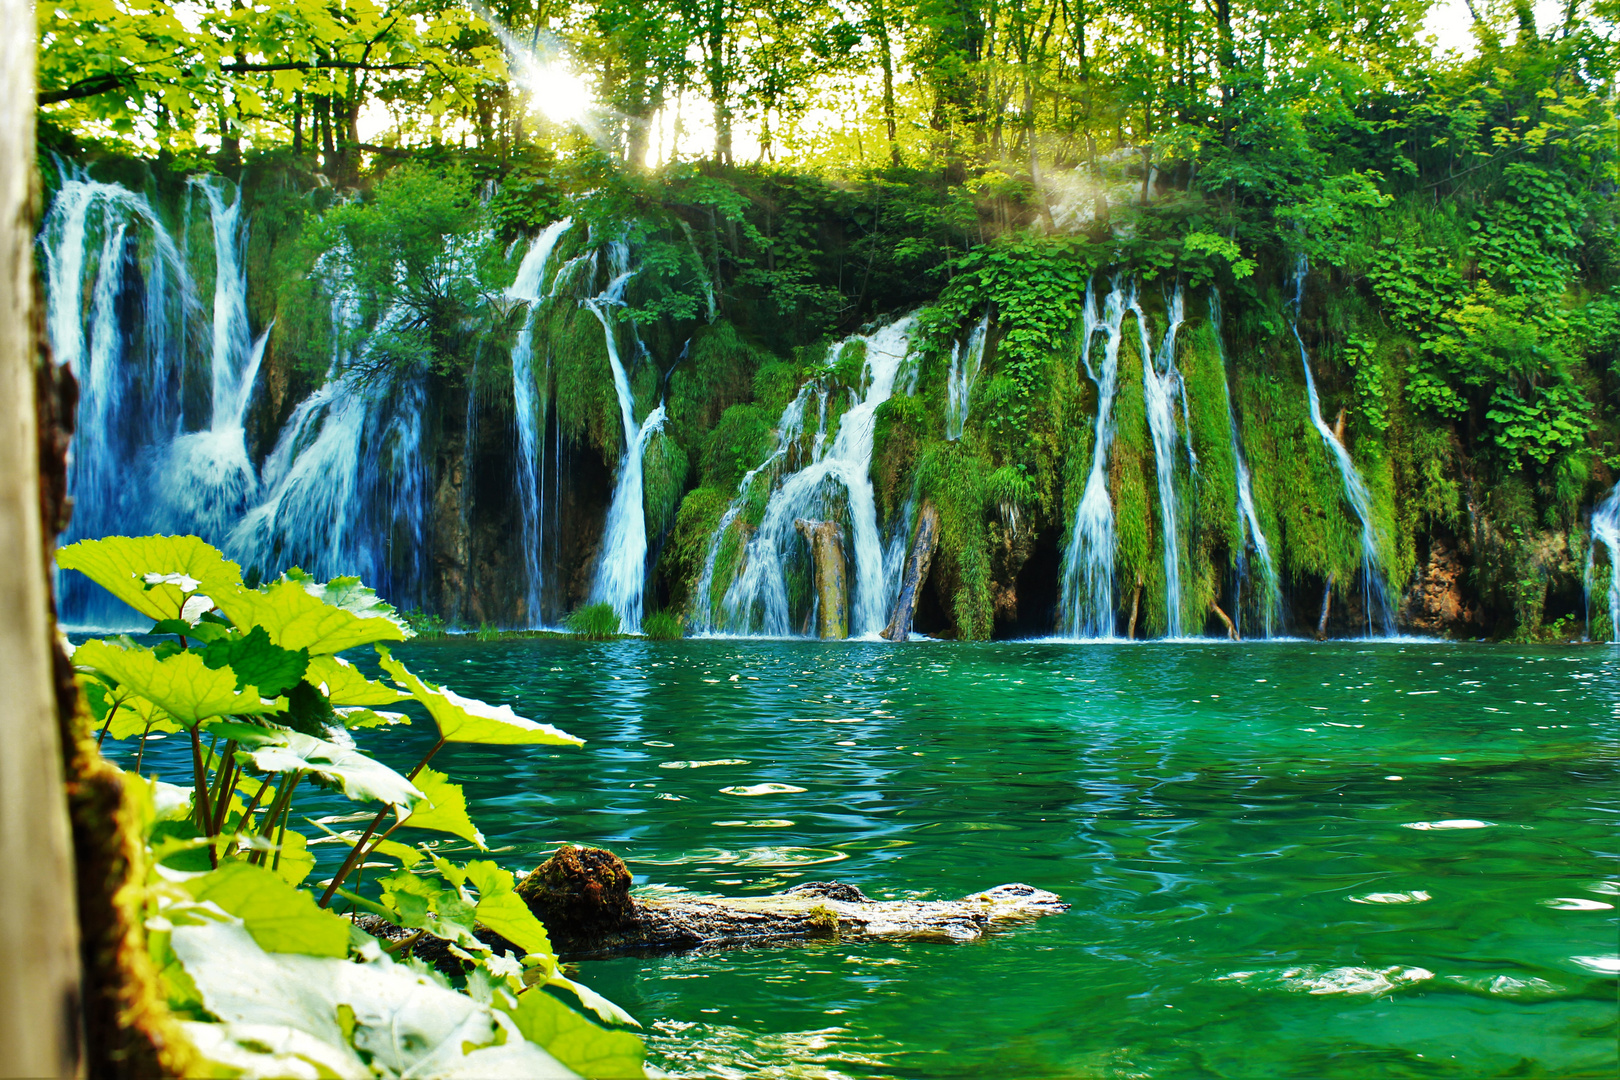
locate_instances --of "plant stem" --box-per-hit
[227,772,269,858]
[209,740,238,836]
[319,735,445,908]
[189,725,218,868]
[253,771,301,866]
[134,722,150,775]
[95,704,115,748]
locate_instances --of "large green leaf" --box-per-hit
[210,723,423,810]
[184,861,350,957]
[106,693,181,741]
[307,654,409,707]
[378,649,582,747]
[214,573,411,656]
[74,639,286,725]
[397,768,485,848]
[57,535,243,622]
[498,989,647,1080]
[202,625,310,697]
[465,861,551,956]
[168,920,574,1078]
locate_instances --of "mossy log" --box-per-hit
[794,517,848,639]
[358,846,1068,965]
[882,501,940,641]
[519,847,1067,958]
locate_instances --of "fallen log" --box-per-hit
[356,846,1068,965]
[882,501,940,641]
[1316,574,1334,639]
[1210,599,1240,641]
[795,518,848,639]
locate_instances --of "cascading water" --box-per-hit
[226,242,429,606]
[945,312,989,441]
[1208,289,1281,637]
[508,218,573,626]
[1131,285,1188,638]
[1291,257,1394,637]
[1059,279,1131,639]
[43,170,199,624]
[160,178,270,543]
[584,242,665,632]
[1586,482,1620,642]
[688,385,819,633]
[718,316,918,637]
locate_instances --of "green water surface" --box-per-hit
[127,640,1620,1077]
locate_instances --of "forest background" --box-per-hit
[33,0,1620,641]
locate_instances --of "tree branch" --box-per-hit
[37,72,128,105]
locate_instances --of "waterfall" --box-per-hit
[1587,482,1620,642]
[945,312,989,441]
[225,241,429,607]
[1131,285,1187,638]
[689,384,818,633]
[1059,279,1131,639]
[42,170,197,625]
[718,316,918,637]
[1209,289,1281,637]
[584,242,664,632]
[1291,257,1394,637]
[160,178,269,544]
[509,218,573,626]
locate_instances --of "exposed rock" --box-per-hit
[883,501,940,640]
[795,518,848,639]
[1399,535,1479,635]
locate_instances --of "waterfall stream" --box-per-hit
[1059,279,1131,639]
[1132,285,1188,637]
[585,242,665,632]
[1291,258,1394,637]
[1587,482,1620,642]
[716,316,918,637]
[945,312,989,441]
[1209,289,1281,637]
[509,218,573,626]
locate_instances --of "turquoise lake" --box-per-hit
[115,639,1620,1077]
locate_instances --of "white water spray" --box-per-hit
[1059,279,1131,639]
[1291,257,1394,637]
[508,218,573,625]
[1131,285,1188,637]
[945,312,989,441]
[1586,482,1620,642]
[718,316,918,637]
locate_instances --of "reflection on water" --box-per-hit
[113,640,1620,1078]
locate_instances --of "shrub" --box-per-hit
[642,611,683,639]
[566,603,621,639]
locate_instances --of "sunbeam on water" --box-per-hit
[103,637,1620,1079]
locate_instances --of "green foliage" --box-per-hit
[565,603,623,640]
[701,403,776,490]
[642,611,685,639]
[643,428,691,539]
[401,609,448,639]
[69,536,639,1074]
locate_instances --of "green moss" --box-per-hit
[1111,323,1157,632]
[642,611,684,639]
[642,428,690,539]
[666,321,770,452]
[661,487,731,616]
[545,303,621,464]
[917,442,994,640]
[700,404,775,491]
[872,395,930,522]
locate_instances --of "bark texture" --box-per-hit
[883,502,940,641]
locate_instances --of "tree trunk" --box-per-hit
[1210,600,1239,641]
[0,13,83,1071]
[1127,575,1143,639]
[883,502,940,641]
[873,0,899,166]
[795,518,848,639]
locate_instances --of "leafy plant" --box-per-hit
[641,611,684,640]
[565,603,622,639]
[60,534,647,1076]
